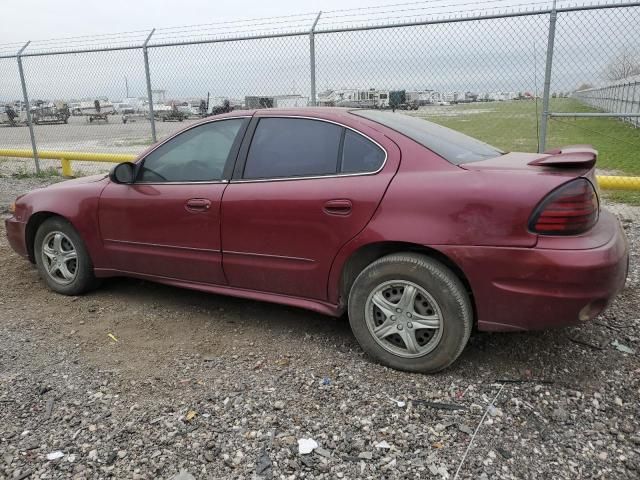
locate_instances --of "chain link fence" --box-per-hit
[0,0,639,212]
[573,77,640,128]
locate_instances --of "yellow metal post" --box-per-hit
[61,158,73,177]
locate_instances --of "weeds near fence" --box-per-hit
[11,166,60,179]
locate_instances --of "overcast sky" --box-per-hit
[0,0,458,44]
[0,1,635,102]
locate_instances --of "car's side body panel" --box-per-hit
[91,267,342,316]
[10,175,110,264]
[220,113,401,300]
[4,108,629,334]
[98,182,227,284]
[323,124,597,305]
[438,211,628,331]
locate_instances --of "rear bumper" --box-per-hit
[439,211,629,331]
[4,216,29,259]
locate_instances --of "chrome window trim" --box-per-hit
[134,115,252,186]
[131,180,229,186]
[234,115,388,183]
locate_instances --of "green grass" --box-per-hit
[407,98,640,175]
[602,190,640,206]
[406,98,640,206]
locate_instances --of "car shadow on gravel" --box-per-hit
[84,276,611,386]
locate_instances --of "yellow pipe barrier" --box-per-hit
[0,148,138,177]
[596,175,640,191]
[1,148,640,190]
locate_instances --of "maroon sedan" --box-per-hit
[5,108,628,372]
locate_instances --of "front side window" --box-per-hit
[138,118,244,182]
[243,118,342,179]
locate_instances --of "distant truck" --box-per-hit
[389,90,419,111]
[245,96,274,109]
[32,102,70,125]
[153,104,186,122]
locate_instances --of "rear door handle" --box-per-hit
[185,198,211,212]
[323,199,352,216]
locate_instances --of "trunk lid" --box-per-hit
[461,145,598,185]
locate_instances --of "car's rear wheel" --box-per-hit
[34,217,99,295]
[348,253,472,373]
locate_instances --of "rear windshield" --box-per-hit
[352,109,503,164]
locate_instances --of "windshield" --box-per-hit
[352,109,503,164]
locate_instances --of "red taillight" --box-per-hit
[529,179,599,235]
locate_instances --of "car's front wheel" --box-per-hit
[348,253,472,373]
[34,217,99,295]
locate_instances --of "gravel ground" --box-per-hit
[0,177,638,480]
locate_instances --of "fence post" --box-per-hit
[631,80,640,127]
[143,29,157,143]
[538,0,557,153]
[309,12,322,107]
[16,41,40,174]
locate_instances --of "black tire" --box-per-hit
[34,217,100,296]
[348,253,472,373]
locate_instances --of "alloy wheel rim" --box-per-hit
[365,280,444,358]
[41,231,78,285]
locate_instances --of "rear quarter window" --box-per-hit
[341,130,385,173]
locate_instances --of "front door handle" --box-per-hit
[323,199,352,216]
[185,198,211,212]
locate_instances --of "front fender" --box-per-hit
[17,176,109,267]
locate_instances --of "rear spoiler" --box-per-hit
[529,145,597,169]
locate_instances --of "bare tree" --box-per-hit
[576,83,594,91]
[604,48,640,81]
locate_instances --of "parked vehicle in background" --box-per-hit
[389,90,419,110]
[0,105,29,126]
[4,108,628,372]
[154,104,186,122]
[114,103,136,115]
[69,100,114,123]
[209,99,234,116]
[32,102,70,125]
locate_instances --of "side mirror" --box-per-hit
[109,162,136,184]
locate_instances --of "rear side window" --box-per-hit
[341,130,385,173]
[244,118,342,179]
[352,110,502,164]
